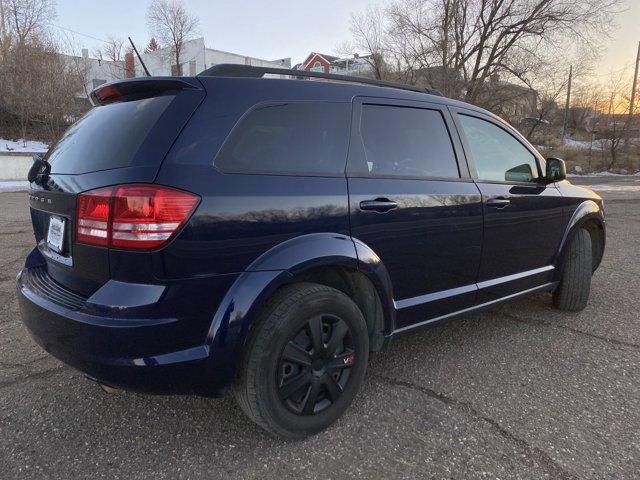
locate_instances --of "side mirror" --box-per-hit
[545,157,566,183]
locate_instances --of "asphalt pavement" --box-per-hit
[0,178,638,479]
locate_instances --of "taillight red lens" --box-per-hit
[76,185,199,250]
[111,185,199,249]
[76,187,112,246]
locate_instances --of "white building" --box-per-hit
[62,49,126,98]
[134,38,290,77]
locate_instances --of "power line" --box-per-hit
[48,22,110,44]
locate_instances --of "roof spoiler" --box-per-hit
[90,77,202,106]
[198,64,442,96]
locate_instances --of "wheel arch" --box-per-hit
[202,233,396,391]
[556,200,606,275]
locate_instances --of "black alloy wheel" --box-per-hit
[277,314,356,415]
[234,282,369,438]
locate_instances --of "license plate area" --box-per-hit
[47,215,66,253]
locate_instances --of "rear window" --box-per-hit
[214,102,351,176]
[46,96,174,174]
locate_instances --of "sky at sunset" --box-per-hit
[595,0,639,78]
[55,0,639,80]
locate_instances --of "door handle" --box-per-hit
[486,197,511,209]
[359,198,398,213]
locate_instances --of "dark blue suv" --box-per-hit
[17,65,605,438]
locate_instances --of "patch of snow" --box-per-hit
[563,138,617,150]
[563,138,593,149]
[1,138,48,153]
[567,171,636,177]
[564,137,640,150]
[587,184,640,192]
[0,181,29,192]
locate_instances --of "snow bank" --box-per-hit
[1,138,48,153]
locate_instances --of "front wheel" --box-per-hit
[234,283,369,439]
[553,228,592,311]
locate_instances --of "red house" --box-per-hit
[298,52,340,74]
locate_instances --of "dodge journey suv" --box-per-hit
[17,64,605,438]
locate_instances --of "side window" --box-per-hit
[458,114,539,183]
[215,102,351,175]
[353,105,459,179]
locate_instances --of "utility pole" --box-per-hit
[627,41,639,140]
[0,0,6,41]
[561,65,573,141]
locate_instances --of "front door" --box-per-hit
[453,110,566,303]
[347,98,483,330]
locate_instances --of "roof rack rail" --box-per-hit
[198,64,442,96]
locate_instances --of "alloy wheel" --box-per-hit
[277,314,355,415]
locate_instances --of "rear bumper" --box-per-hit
[17,262,237,396]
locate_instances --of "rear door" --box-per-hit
[347,97,483,330]
[451,108,565,302]
[28,79,205,295]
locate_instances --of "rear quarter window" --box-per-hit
[46,95,174,174]
[214,102,351,176]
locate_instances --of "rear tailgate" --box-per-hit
[28,77,205,295]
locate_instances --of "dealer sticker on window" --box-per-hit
[47,216,65,253]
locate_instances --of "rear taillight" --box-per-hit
[76,187,112,246]
[76,185,199,250]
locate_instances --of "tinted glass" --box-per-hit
[458,114,539,183]
[354,105,459,178]
[215,102,351,175]
[47,96,174,174]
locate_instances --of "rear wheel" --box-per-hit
[234,283,369,439]
[553,228,592,311]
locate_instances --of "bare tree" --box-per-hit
[146,0,198,75]
[0,0,87,143]
[599,71,636,170]
[348,0,622,106]
[0,38,84,141]
[348,6,388,80]
[520,55,592,140]
[4,0,54,45]
[94,36,129,79]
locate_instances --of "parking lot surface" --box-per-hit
[1,178,638,479]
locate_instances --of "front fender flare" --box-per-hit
[555,200,605,274]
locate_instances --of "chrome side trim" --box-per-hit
[394,265,554,310]
[393,282,556,334]
[476,265,554,290]
[394,283,477,310]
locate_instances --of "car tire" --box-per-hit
[553,228,592,312]
[233,282,369,439]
